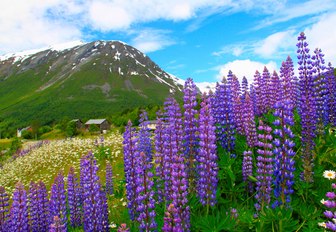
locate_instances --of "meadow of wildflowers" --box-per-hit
[0,32,335,231]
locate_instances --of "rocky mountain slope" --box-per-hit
[0,40,184,129]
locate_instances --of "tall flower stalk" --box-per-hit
[67,167,82,227]
[183,78,199,188]
[197,94,218,207]
[272,100,296,208]
[0,186,9,232]
[255,121,273,212]
[49,172,67,226]
[297,32,317,182]
[81,152,109,231]
[10,183,29,231]
[123,120,138,220]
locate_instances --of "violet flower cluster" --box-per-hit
[197,94,218,206]
[49,216,66,232]
[135,152,157,231]
[297,32,318,183]
[280,56,296,105]
[242,150,253,193]
[242,93,258,148]
[80,152,109,231]
[183,78,199,185]
[123,120,138,220]
[255,121,273,212]
[163,98,183,202]
[138,111,153,162]
[272,100,296,208]
[29,181,50,232]
[320,171,336,231]
[312,48,328,130]
[326,63,336,126]
[0,186,9,232]
[212,81,236,152]
[154,116,165,204]
[10,183,29,231]
[49,172,67,226]
[162,204,183,232]
[106,162,114,195]
[67,167,82,227]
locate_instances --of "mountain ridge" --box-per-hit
[0,40,184,134]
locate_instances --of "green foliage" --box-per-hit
[65,121,77,137]
[89,124,100,133]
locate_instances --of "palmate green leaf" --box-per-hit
[257,207,299,232]
[193,209,236,232]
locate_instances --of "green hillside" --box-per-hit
[0,41,183,136]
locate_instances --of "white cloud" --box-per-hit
[88,2,133,31]
[255,0,336,29]
[216,59,278,84]
[195,82,217,94]
[304,12,336,65]
[131,29,175,53]
[254,30,296,58]
[0,0,82,54]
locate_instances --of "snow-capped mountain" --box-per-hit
[0,40,184,126]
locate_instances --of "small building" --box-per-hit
[17,126,32,138]
[71,119,83,129]
[85,119,110,133]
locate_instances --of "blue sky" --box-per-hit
[1,0,336,87]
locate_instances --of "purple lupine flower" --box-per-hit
[241,76,249,97]
[154,115,166,204]
[123,120,138,220]
[138,111,152,162]
[100,190,109,231]
[28,182,40,232]
[292,75,300,108]
[183,78,199,188]
[197,94,218,206]
[255,121,273,212]
[233,96,245,135]
[253,70,264,116]
[49,216,66,232]
[67,167,82,227]
[50,172,67,226]
[81,152,108,231]
[326,221,336,231]
[37,181,50,231]
[163,98,183,202]
[212,80,236,152]
[135,152,157,231]
[270,71,282,108]
[312,48,328,130]
[280,56,295,104]
[171,154,190,231]
[0,186,9,232]
[326,192,336,199]
[297,32,317,182]
[243,93,258,148]
[326,62,336,126]
[261,66,272,112]
[250,84,258,116]
[242,150,254,193]
[118,223,130,232]
[10,183,29,232]
[162,204,183,232]
[272,100,296,208]
[106,162,114,195]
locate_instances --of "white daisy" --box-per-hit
[318,222,327,228]
[323,170,336,180]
